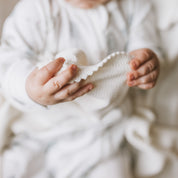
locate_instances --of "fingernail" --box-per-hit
[131,60,139,69]
[128,81,135,86]
[132,61,137,68]
[130,74,135,80]
[57,57,65,63]
[71,64,78,71]
[88,84,94,90]
[60,57,65,61]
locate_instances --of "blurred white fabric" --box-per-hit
[0,0,19,36]
[130,0,178,177]
[0,0,178,178]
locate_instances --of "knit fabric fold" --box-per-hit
[38,48,131,109]
[1,49,132,178]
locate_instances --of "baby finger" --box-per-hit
[54,81,83,101]
[44,64,78,94]
[127,70,158,86]
[64,83,94,102]
[137,82,156,90]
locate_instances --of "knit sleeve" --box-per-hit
[0,0,51,111]
[127,0,164,65]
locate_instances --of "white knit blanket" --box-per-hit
[1,49,178,178]
[1,49,132,178]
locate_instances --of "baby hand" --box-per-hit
[26,58,94,106]
[127,48,160,90]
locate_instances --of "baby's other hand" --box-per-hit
[26,58,94,106]
[127,48,160,90]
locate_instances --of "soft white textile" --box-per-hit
[129,0,178,177]
[153,0,178,31]
[0,0,164,177]
[150,0,178,124]
[1,49,132,178]
[152,0,178,64]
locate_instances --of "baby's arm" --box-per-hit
[127,48,159,90]
[26,58,93,106]
[126,0,162,89]
[0,0,93,110]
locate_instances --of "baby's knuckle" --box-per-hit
[143,50,150,59]
[42,66,51,75]
[134,72,139,79]
[53,94,65,103]
[145,48,152,55]
[54,95,61,102]
[144,68,148,74]
[53,81,62,89]
[149,74,154,82]
[142,78,147,84]
[65,89,72,97]
[58,90,70,100]
[143,67,149,74]
[72,82,79,89]
[77,81,83,87]
[54,92,65,101]
[147,63,154,73]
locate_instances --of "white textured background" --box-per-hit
[0,0,19,37]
